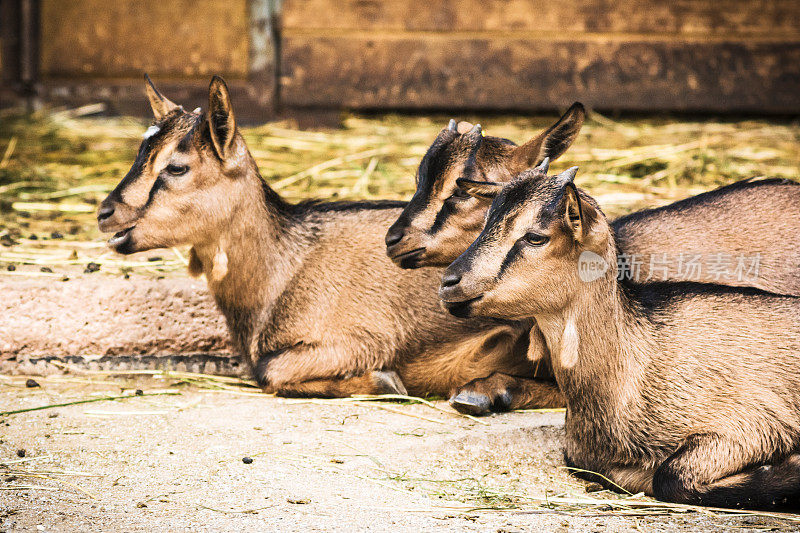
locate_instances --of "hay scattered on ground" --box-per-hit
[0,108,798,277]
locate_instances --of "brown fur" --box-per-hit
[441,166,800,510]
[96,75,557,404]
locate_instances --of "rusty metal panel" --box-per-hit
[40,0,250,78]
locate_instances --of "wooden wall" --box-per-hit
[40,0,250,79]
[280,0,800,113]
[1,0,799,115]
[1,0,279,119]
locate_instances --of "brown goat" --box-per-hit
[96,75,562,406]
[388,115,800,414]
[386,104,585,269]
[388,111,800,296]
[440,166,800,510]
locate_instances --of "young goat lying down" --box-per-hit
[387,111,800,415]
[95,74,564,406]
[440,165,800,510]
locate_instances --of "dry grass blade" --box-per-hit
[0,180,45,194]
[197,389,266,397]
[560,466,632,495]
[0,136,17,169]
[0,455,52,466]
[270,147,391,190]
[0,485,59,491]
[44,363,259,389]
[196,504,276,514]
[280,393,488,424]
[25,473,100,500]
[353,394,489,425]
[367,403,448,424]
[10,201,97,213]
[5,470,100,477]
[509,494,800,522]
[0,391,180,416]
[0,270,63,278]
[17,184,112,200]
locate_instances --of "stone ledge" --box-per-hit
[1,274,235,373]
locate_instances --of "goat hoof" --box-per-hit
[371,370,408,395]
[449,391,491,416]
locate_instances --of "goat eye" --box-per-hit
[165,164,189,176]
[521,233,549,246]
[447,188,470,202]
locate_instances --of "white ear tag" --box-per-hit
[142,125,161,139]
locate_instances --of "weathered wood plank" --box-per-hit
[0,0,21,85]
[281,0,800,36]
[40,0,250,78]
[281,36,800,112]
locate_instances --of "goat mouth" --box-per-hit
[107,226,135,248]
[442,295,483,318]
[389,247,426,269]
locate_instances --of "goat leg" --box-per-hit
[449,372,564,416]
[264,371,407,398]
[653,433,800,510]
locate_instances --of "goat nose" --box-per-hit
[385,229,404,247]
[97,204,115,221]
[441,272,462,288]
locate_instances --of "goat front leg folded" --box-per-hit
[255,342,406,398]
[449,372,564,415]
[266,372,407,398]
[653,433,800,510]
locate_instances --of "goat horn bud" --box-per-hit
[536,157,550,173]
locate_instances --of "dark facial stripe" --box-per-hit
[108,133,160,204]
[497,242,523,281]
[428,200,454,235]
[145,175,166,209]
[416,129,456,190]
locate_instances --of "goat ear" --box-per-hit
[556,167,583,238]
[144,74,178,120]
[510,102,585,172]
[207,75,237,160]
[564,182,583,237]
[456,178,503,200]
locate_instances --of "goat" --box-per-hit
[386,104,585,269]
[388,111,800,295]
[96,75,562,407]
[389,115,800,414]
[440,165,800,510]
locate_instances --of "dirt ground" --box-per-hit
[2,381,799,532]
